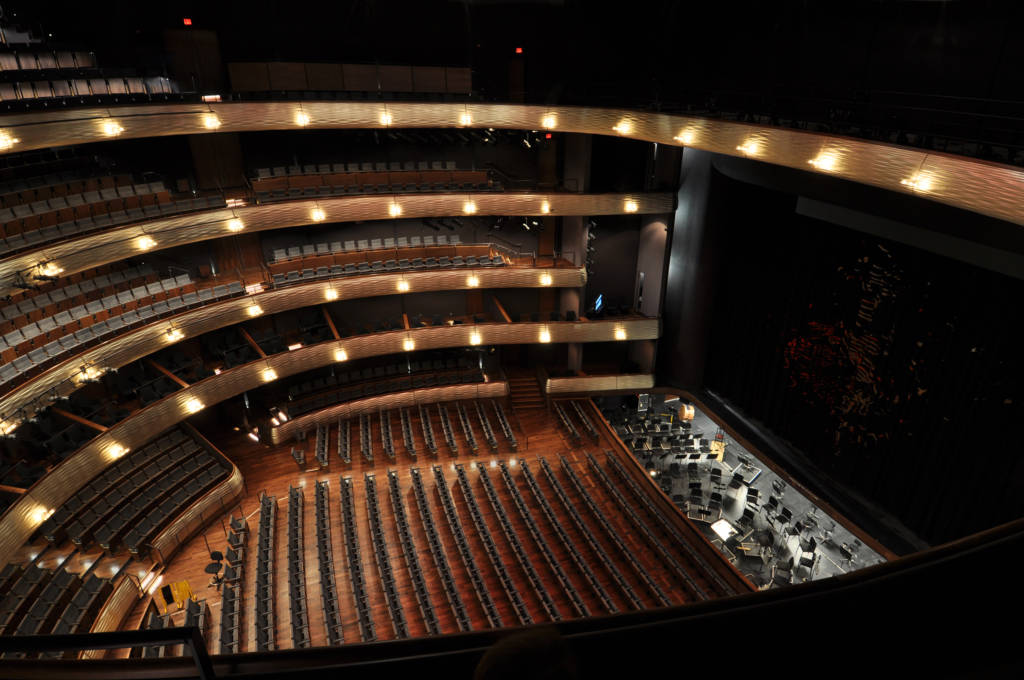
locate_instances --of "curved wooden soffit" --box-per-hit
[0,101,1021,226]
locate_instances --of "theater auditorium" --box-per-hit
[0,2,1021,677]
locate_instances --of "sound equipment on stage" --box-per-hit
[637,393,650,413]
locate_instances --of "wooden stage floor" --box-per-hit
[120,398,746,654]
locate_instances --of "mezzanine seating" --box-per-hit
[385,470,440,635]
[313,481,344,645]
[338,476,375,642]
[252,166,491,204]
[453,463,531,625]
[363,474,409,638]
[269,232,463,264]
[408,467,471,632]
[431,465,501,628]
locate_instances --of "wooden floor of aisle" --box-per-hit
[120,396,748,654]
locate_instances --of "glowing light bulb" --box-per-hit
[102,120,124,136]
[459,112,473,126]
[467,275,480,288]
[539,329,551,343]
[227,218,244,232]
[262,368,278,382]
[380,111,393,126]
[403,338,415,352]
[389,202,402,217]
[614,327,627,340]
[469,331,482,346]
[325,288,338,301]
[136,235,157,251]
[184,398,204,414]
[247,304,263,317]
[624,200,639,213]
[397,280,410,292]
[295,111,311,126]
[107,443,128,459]
[203,114,221,129]
[808,152,839,172]
[311,207,326,222]
[39,262,63,277]
[901,174,934,192]
[539,273,553,286]
[463,201,477,214]
[541,114,557,129]
[0,132,21,150]
[736,140,760,156]
[540,200,551,214]
[613,120,633,135]
[674,130,695,145]
[166,328,184,342]
[335,348,348,362]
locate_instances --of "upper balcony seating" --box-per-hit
[0,74,179,108]
[251,162,493,203]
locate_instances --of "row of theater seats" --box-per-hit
[583,452,707,601]
[287,365,484,418]
[0,179,165,232]
[407,467,472,632]
[287,486,311,649]
[0,565,112,653]
[291,446,305,468]
[0,192,224,255]
[430,465,502,628]
[398,408,417,460]
[418,404,438,456]
[1,272,190,353]
[272,253,503,287]
[141,599,208,658]
[0,172,138,210]
[314,424,329,467]
[0,75,178,105]
[496,461,589,617]
[338,476,376,642]
[1,263,157,324]
[254,492,276,652]
[40,428,221,548]
[553,402,581,444]
[545,457,660,609]
[271,233,463,263]
[313,481,345,646]
[364,474,409,638]
[437,403,459,455]
[516,459,618,614]
[218,523,247,655]
[358,414,373,463]
[385,470,441,634]
[476,464,561,621]
[473,401,499,453]
[600,451,737,598]
[337,419,351,464]
[0,50,97,73]
[254,160,458,180]
[453,463,532,625]
[252,168,492,202]
[0,279,244,387]
[379,411,396,461]
[570,401,601,443]
[492,402,518,451]
[454,403,478,454]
